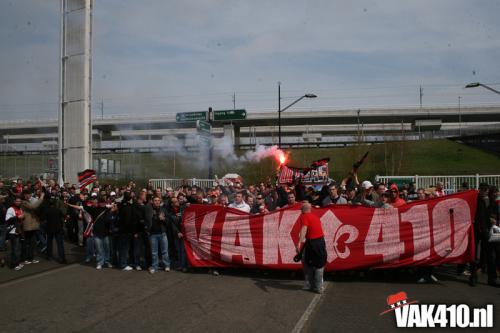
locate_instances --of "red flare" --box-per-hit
[276,150,287,168]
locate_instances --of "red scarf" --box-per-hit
[12,206,23,218]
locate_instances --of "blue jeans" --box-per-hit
[0,224,7,250]
[36,229,47,250]
[85,235,95,261]
[46,231,65,261]
[94,236,111,267]
[149,233,170,270]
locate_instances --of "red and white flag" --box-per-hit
[78,169,96,189]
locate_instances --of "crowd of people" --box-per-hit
[0,175,498,286]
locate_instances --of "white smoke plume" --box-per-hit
[213,136,284,164]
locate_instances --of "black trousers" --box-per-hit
[22,230,36,261]
[47,231,66,261]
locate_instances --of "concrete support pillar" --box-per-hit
[223,124,235,145]
[59,0,93,185]
[234,125,241,148]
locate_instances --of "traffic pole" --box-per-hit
[208,107,214,180]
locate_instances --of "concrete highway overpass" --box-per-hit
[1,105,500,149]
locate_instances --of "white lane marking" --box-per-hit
[291,282,330,333]
[0,263,79,288]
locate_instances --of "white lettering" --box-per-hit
[456,304,469,328]
[220,213,256,264]
[320,210,359,262]
[419,304,436,327]
[394,306,409,327]
[364,208,404,263]
[262,211,300,264]
[433,305,447,327]
[432,198,471,258]
[407,305,421,327]
[400,204,431,261]
[184,211,217,260]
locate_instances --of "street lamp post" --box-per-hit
[465,82,500,95]
[458,96,461,136]
[278,82,317,149]
[463,82,500,136]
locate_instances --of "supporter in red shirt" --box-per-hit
[295,202,327,294]
[279,192,302,210]
[300,209,324,240]
[389,184,406,208]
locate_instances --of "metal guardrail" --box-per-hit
[375,174,500,193]
[149,178,216,190]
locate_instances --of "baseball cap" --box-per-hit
[91,192,98,197]
[361,180,373,189]
[110,191,116,196]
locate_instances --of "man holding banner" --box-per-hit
[296,202,327,294]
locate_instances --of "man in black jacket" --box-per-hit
[145,196,171,274]
[42,197,67,264]
[118,192,134,271]
[0,196,7,252]
[93,204,115,270]
[165,197,186,272]
[132,195,149,270]
[470,183,493,286]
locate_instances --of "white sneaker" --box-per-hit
[164,266,170,272]
[430,275,439,282]
[14,264,24,271]
[313,287,324,294]
[135,266,142,271]
[122,266,133,271]
[417,277,427,284]
[24,260,32,265]
[106,263,113,268]
[96,265,102,270]
[149,268,156,274]
[31,259,40,264]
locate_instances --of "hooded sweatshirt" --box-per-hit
[389,184,406,208]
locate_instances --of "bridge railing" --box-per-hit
[149,178,216,190]
[375,174,500,194]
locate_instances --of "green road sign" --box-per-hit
[196,120,212,135]
[213,109,246,121]
[176,111,207,122]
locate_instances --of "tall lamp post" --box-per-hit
[278,82,317,149]
[458,96,461,136]
[465,82,500,95]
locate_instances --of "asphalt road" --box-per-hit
[305,268,500,332]
[1,260,499,333]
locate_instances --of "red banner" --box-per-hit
[182,190,477,271]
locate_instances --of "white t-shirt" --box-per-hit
[5,207,19,235]
[228,201,251,213]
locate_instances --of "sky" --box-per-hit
[1,0,500,121]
